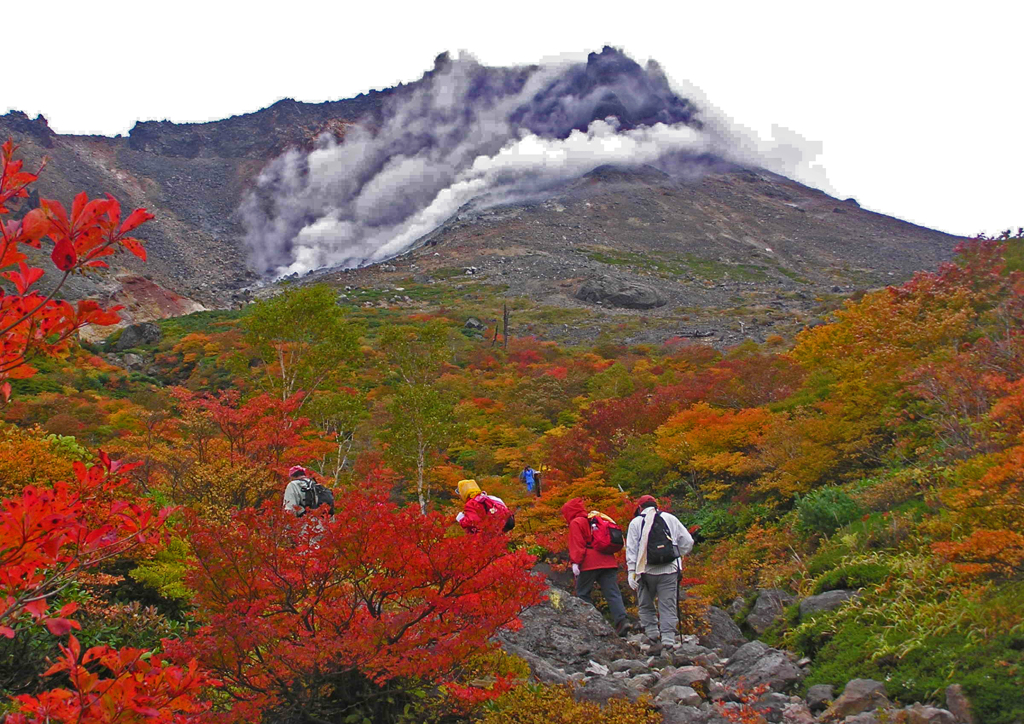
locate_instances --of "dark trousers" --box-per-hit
[575,567,627,624]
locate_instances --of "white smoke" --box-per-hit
[242,49,828,278]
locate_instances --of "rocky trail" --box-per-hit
[500,581,975,724]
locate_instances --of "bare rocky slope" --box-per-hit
[1,68,963,344]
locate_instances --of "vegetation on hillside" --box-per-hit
[1,141,1022,723]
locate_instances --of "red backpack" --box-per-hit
[587,511,624,554]
[479,495,516,532]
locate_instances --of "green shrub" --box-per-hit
[796,487,863,537]
[811,562,890,595]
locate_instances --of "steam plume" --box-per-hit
[242,47,824,277]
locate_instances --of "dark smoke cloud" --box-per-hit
[242,47,822,277]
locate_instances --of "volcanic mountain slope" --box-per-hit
[1,48,963,343]
[0,88,393,305]
[304,163,961,346]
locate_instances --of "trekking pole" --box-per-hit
[676,565,682,641]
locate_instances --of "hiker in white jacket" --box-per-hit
[625,494,694,655]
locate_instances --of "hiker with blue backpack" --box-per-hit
[561,497,630,636]
[626,494,694,655]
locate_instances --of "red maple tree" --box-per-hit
[167,496,545,722]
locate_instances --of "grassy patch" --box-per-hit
[582,246,771,282]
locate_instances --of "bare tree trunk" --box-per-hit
[416,441,427,515]
[503,303,510,350]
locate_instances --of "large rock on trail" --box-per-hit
[798,589,857,618]
[828,679,890,719]
[724,641,804,692]
[497,586,631,673]
[572,675,640,704]
[575,275,667,309]
[699,606,747,655]
[745,589,796,635]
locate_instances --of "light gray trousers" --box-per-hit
[637,572,678,645]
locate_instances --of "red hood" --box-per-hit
[561,497,587,524]
[634,494,657,516]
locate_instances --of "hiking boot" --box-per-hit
[646,640,663,656]
[614,618,630,636]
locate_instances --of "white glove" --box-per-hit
[628,571,638,591]
[572,564,580,577]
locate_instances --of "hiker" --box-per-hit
[283,465,335,517]
[625,494,694,655]
[519,466,541,496]
[561,497,630,636]
[456,479,514,533]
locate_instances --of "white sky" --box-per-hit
[7,0,1021,237]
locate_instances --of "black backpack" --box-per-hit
[645,512,679,565]
[298,478,335,516]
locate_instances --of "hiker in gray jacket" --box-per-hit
[625,494,694,655]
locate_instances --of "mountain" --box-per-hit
[0,48,963,343]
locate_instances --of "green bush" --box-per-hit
[796,487,863,537]
[688,503,773,543]
[811,562,890,595]
[799,622,1024,724]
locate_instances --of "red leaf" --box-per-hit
[44,617,81,636]
[0,626,14,639]
[119,207,155,235]
[51,237,77,271]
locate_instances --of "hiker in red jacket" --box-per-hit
[561,497,629,635]
[456,479,514,534]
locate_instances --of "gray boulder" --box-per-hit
[463,317,485,330]
[699,606,748,655]
[661,705,707,724]
[782,701,816,724]
[799,590,857,618]
[628,672,660,691]
[608,658,649,675]
[903,705,957,724]
[112,322,162,351]
[498,587,631,672]
[806,683,835,712]
[499,642,569,684]
[841,713,881,724]
[653,666,711,696]
[753,692,794,723]
[122,352,146,370]
[576,275,667,309]
[829,679,890,719]
[746,589,796,635]
[724,641,804,692]
[944,684,975,724]
[657,685,703,708]
[572,675,640,704]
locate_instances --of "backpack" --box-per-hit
[480,495,515,532]
[587,511,624,554]
[645,512,679,565]
[297,477,335,516]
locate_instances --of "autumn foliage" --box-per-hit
[166,498,544,722]
[0,140,150,399]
